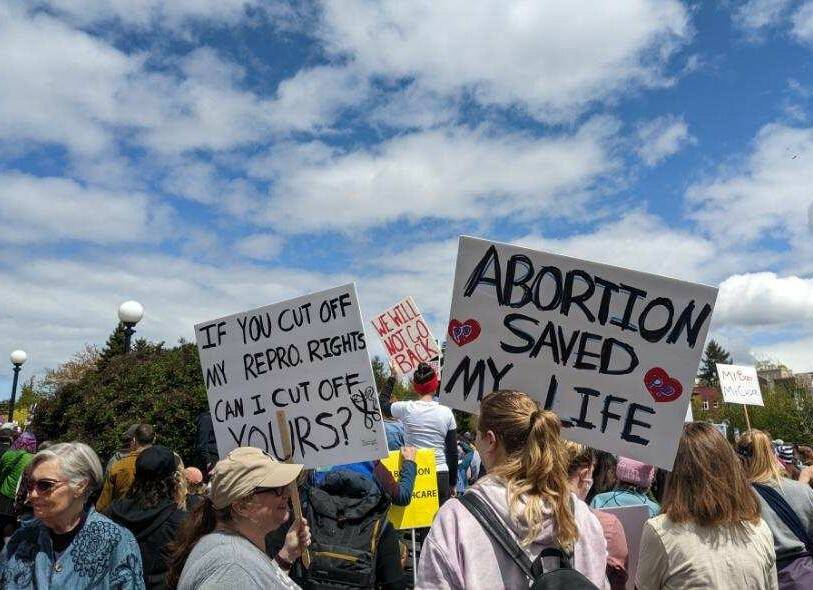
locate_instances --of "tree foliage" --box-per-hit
[31,333,208,464]
[697,339,732,387]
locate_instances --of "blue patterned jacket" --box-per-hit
[0,508,145,589]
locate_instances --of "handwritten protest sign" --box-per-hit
[371,297,440,377]
[195,283,388,468]
[379,449,439,529]
[442,237,718,469]
[717,364,763,406]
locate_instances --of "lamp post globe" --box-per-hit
[10,350,27,366]
[8,349,27,424]
[118,300,144,354]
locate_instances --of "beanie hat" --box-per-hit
[616,457,655,489]
[777,445,795,465]
[413,362,439,395]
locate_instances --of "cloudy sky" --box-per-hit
[2,0,813,397]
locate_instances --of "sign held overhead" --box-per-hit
[442,236,718,470]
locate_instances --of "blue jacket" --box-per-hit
[0,508,145,589]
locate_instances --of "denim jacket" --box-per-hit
[0,508,145,589]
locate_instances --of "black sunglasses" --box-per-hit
[27,479,69,494]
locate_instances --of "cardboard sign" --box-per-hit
[379,449,439,529]
[600,505,650,590]
[371,297,440,377]
[717,364,763,406]
[194,283,389,468]
[442,237,718,469]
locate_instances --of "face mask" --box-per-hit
[577,477,593,501]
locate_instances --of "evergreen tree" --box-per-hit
[698,339,733,387]
[97,322,128,369]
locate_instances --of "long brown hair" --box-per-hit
[736,429,785,484]
[478,390,578,549]
[165,498,232,588]
[663,422,760,527]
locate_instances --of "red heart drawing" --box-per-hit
[644,367,683,403]
[448,319,481,347]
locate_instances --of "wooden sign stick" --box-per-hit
[276,409,311,569]
[742,404,752,431]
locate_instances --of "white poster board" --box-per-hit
[442,237,717,469]
[717,364,763,406]
[371,296,440,377]
[601,505,650,590]
[195,283,389,468]
[685,404,693,422]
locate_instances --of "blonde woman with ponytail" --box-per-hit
[416,391,608,589]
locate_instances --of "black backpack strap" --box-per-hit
[753,483,813,551]
[458,493,534,580]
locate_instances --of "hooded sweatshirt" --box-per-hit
[108,497,186,590]
[416,476,608,590]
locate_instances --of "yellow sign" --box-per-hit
[380,449,440,529]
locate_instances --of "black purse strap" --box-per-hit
[753,483,813,551]
[458,492,572,580]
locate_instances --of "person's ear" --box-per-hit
[73,479,88,499]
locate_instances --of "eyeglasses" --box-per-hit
[27,479,69,495]
[254,486,288,497]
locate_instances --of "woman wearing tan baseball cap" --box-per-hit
[166,447,310,589]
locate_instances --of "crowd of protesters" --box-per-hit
[0,362,812,589]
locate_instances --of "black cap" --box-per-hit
[135,445,176,479]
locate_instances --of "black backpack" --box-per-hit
[458,493,599,590]
[299,469,389,590]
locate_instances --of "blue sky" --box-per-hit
[2,0,813,398]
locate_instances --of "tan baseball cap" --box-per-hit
[209,447,303,510]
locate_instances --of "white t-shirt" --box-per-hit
[391,400,456,472]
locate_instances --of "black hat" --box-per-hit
[136,445,176,479]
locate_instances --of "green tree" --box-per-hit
[698,339,732,387]
[31,338,208,464]
[97,322,128,369]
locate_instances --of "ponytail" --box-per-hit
[479,391,578,550]
[165,498,225,588]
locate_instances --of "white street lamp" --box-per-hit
[8,349,27,423]
[117,300,144,353]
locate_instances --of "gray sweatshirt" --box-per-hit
[178,531,300,589]
[755,479,813,560]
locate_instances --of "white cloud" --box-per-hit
[234,234,284,261]
[792,1,813,43]
[0,173,171,244]
[515,211,724,283]
[36,0,260,30]
[714,272,813,326]
[751,334,813,372]
[635,114,696,166]
[318,0,690,122]
[263,117,621,231]
[687,123,813,247]
[733,0,792,33]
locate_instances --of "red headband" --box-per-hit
[413,374,439,395]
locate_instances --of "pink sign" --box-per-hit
[371,297,440,377]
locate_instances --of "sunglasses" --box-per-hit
[27,479,69,494]
[254,486,288,497]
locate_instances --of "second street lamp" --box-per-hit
[118,300,144,354]
[8,349,27,424]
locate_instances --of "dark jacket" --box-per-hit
[108,498,185,590]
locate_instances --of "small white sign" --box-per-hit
[442,236,718,470]
[371,296,440,377]
[195,283,389,468]
[717,363,763,406]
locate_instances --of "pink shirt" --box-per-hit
[417,477,609,589]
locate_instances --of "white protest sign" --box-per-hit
[685,404,693,422]
[442,237,718,469]
[717,363,763,406]
[371,297,440,377]
[195,283,389,468]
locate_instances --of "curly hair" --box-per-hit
[127,472,181,510]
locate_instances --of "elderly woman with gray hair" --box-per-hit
[0,442,145,589]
